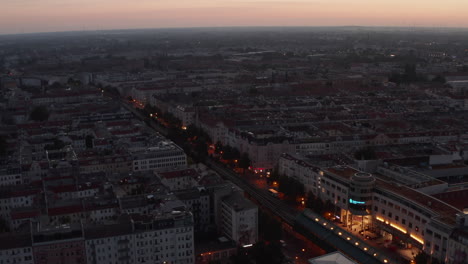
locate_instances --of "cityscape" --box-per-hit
[1,2,468,264]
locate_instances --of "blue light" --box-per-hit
[349,198,365,205]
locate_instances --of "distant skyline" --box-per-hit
[2,0,468,35]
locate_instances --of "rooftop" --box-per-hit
[222,192,257,212]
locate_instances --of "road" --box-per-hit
[206,159,298,225]
[117,99,330,261]
[108,94,297,224]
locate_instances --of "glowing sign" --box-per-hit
[349,199,365,205]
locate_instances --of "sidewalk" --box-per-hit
[302,209,409,264]
[338,217,419,263]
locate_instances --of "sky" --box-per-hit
[1,0,468,34]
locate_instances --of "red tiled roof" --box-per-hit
[432,189,468,211]
[159,169,199,179]
[48,204,83,216]
[11,209,41,220]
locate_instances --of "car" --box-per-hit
[280,240,287,247]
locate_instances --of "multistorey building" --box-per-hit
[85,212,194,264]
[279,154,468,264]
[0,164,22,186]
[219,192,258,246]
[129,141,187,172]
[174,188,211,232]
[0,211,195,264]
[0,233,33,264]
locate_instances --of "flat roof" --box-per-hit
[432,189,468,211]
[308,251,358,264]
[326,166,360,180]
[376,179,461,226]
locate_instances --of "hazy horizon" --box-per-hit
[2,0,468,35]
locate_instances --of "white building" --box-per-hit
[130,141,187,172]
[0,165,22,186]
[175,188,211,231]
[85,212,195,264]
[0,185,41,227]
[282,158,467,264]
[156,168,199,191]
[0,233,33,264]
[219,192,258,246]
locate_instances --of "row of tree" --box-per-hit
[214,142,251,172]
[230,241,284,264]
[268,169,305,202]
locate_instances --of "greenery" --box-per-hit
[221,145,236,160]
[389,64,426,84]
[85,135,94,149]
[0,217,10,233]
[30,106,50,122]
[103,85,120,97]
[354,146,377,160]
[44,139,66,151]
[238,153,251,172]
[230,241,284,264]
[258,211,282,241]
[431,75,446,83]
[278,175,305,202]
[306,191,335,215]
[67,77,82,86]
[414,252,429,264]
[251,241,284,264]
[0,136,6,156]
[306,191,325,213]
[249,87,258,94]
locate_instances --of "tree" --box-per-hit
[0,217,10,233]
[278,175,305,202]
[30,106,49,122]
[432,75,446,83]
[221,145,235,160]
[268,166,280,184]
[0,136,6,156]
[354,146,377,160]
[232,148,241,160]
[230,247,252,264]
[251,241,284,264]
[414,252,429,264]
[193,137,208,161]
[215,141,223,153]
[186,124,199,139]
[238,153,251,172]
[306,191,326,214]
[85,135,94,149]
[259,211,282,242]
[44,139,66,151]
[143,104,158,115]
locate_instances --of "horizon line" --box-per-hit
[2,24,468,37]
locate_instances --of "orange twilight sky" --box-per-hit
[1,0,468,34]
